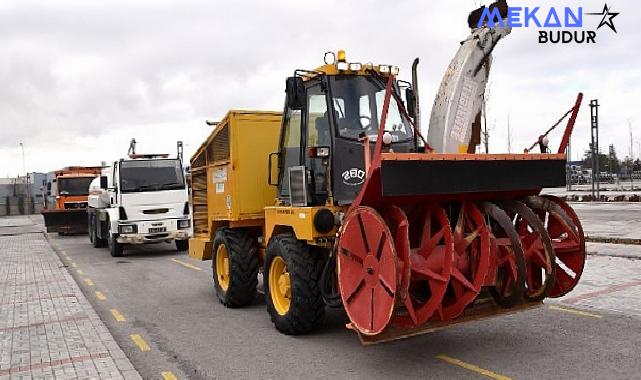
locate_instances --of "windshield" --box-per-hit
[120,159,185,193]
[329,75,413,141]
[58,177,94,196]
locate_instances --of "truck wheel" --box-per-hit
[89,215,95,245]
[212,228,258,307]
[90,215,105,248]
[175,239,189,252]
[108,231,124,257]
[264,235,325,335]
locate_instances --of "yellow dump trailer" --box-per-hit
[189,110,282,261]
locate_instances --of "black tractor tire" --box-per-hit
[212,228,258,308]
[175,239,189,252]
[264,235,325,335]
[108,229,124,257]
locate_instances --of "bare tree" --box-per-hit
[507,114,512,153]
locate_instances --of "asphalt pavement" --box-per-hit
[566,202,641,240]
[46,220,641,380]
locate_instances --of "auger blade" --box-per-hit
[438,202,491,321]
[393,203,453,328]
[532,195,587,298]
[499,200,555,301]
[483,202,526,308]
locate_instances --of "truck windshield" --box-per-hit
[329,75,413,142]
[119,159,185,193]
[58,177,94,196]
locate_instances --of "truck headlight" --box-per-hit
[178,219,191,229]
[118,224,137,234]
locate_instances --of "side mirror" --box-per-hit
[406,88,416,119]
[100,176,108,190]
[46,182,51,191]
[285,76,305,110]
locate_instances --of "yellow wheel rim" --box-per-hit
[216,244,230,291]
[269,256,291,316]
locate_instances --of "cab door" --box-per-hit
[303,80,331,206]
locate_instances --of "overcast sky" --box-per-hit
[0,0,639,177]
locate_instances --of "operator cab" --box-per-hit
[275,51,420,207]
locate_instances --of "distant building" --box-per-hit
[0,172,47,216]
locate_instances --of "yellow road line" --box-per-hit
[111,309,126,322]
[436,354,512,380]
[549,305,602,319]
[77,269,84,275]
[84,278,95,286]
[170,258,203,271]
[161,371,178,380]
[130,334,150,352]
[95,291,107,301]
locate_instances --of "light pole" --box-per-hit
[19,142,25,177]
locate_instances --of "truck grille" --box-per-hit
[64,202,88,209]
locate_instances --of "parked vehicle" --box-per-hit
[41,166,102,234]
[188,48,587,342]
[88,140,191,257]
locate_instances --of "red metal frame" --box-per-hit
[558,93,583,154]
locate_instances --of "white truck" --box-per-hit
[87,140,191,257]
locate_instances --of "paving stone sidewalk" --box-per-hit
[0,220,140,379]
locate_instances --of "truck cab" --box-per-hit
[88,151,192,257]
[41,166,102,234]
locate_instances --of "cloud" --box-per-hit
[0,0,639,177]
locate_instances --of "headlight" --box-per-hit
[337,61,349,71]
[178,219,191,229]
[118,224,137,234]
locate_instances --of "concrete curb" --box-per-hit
[559,194,641,202]
[586,236,641,246]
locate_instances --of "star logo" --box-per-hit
[587,4,620,33]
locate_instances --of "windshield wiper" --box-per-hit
[133,183,183,191]
[135,184,163,191]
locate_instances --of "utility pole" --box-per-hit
[589,100,600,200]
[637,140,641,189]
[629,121,634,160]
[629,121,634,189]
[566,138,572,191]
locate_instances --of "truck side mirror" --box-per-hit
[46,182,51,191]
[406,88,416,119]
[285,76,305,110]
[100,176,108,189]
